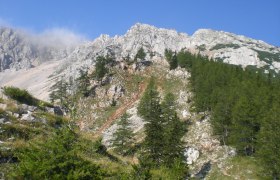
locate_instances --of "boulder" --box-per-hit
[107,84,125,100]
[185,147,200,165]
[21,111,35,122]
[21,104,37,112]
[45,106,63,116]
[0,118,7,124]
[182,109,191,118]
[13,113,20,118]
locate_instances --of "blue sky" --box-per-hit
[0,0,279,46]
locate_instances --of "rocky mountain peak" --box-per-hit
[126,22,189,39]
[1,23,280,80]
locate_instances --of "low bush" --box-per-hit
[3,86,36,106]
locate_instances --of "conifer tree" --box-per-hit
[76,69,91,97]
[211,89,234,145]
[161,93,185,166]
[177,50,193,70]
[111,113,134,155]
[164,49,173,63]
[257,102,280,179]
[94,56,108,80]
[229,94,259,155]
[49,77,77,119]
[134,47,146,61]
[137,77,164,166]
[164,49,178,70]
[49,78,68,105]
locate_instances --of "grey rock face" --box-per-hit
[0,28,34,71]
[1,23,280,75]
[0,27,76,72]
[58,23,280,80]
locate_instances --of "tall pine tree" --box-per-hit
[138,77,164,166]
[161,93,186,166]
[257,102,280,179]
[76,69,91,97]
[111,113,134,155]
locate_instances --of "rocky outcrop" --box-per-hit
[185,147,200,165]
[0,28,35,71]
[57,23,280,79]
[0,27,76,72]
[184,114,236,177]
[106,84,125,103]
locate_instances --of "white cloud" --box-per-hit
[34,28,87,48]
[0,17,87,48]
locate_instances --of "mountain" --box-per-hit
[2,23,279,101]
[1,23,280,179]
[57,23,280,78]
[1,23,280,73]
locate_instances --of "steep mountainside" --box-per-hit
[1,23,279,179]
[53,23,280,81]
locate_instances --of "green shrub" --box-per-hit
[38,100,53,109]
[0,124,41,141]
[3,86,36,106]
[3,86,53,109]
[210,43,240,51]
[33,112,64,127]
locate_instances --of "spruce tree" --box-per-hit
[134,47,146,61]
[94,56,108,80]
[111,113,134,155]
[77,69,91,97]
[229,95,259,155]
[164,49,173,63]
[137,77,164,166]
[211,89,234,145]
[49,78,68,105]
[164,49,178,70]
[161,93,186,166]
[257,102,280,179]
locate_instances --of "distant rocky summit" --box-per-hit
[0,23,280,100]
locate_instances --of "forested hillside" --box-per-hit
[165,49,280,179]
